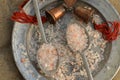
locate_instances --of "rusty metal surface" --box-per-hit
[12,0,120,80]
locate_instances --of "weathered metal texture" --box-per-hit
[46,5,66,24]
[12,0,120,80]
[64,0,77,8]
[74,6,94,23]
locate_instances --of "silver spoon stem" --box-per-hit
[33,0,47,43]
[81,53,93,80]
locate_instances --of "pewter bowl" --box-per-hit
[12,0,120,80]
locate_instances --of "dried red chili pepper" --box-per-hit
[11,0,47,24]
[93,21,120,41]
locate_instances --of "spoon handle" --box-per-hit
[33,0,47,43]
[81,53,94,80]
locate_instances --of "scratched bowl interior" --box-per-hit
[27,1,111,79]
[12,0,120,80]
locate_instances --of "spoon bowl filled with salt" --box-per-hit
[66,21,93,80]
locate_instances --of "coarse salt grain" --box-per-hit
[37,43,58,71]
[66,23,88,52]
